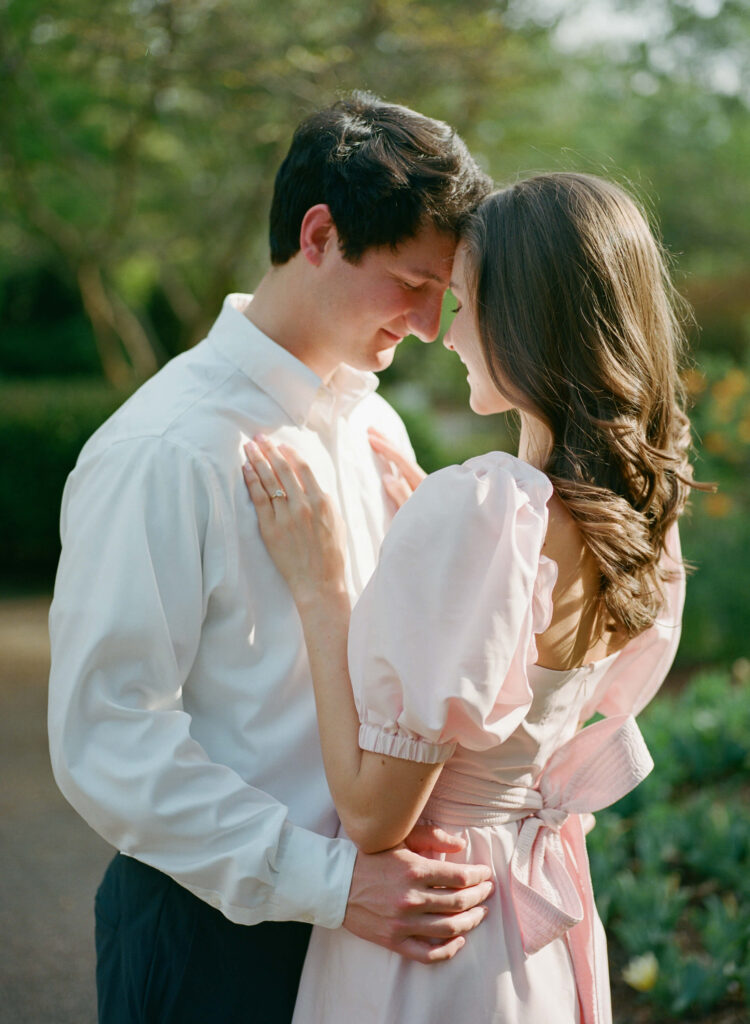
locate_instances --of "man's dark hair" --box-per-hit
[269,91,492,264]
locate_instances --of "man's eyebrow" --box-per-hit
[408,266,451,285]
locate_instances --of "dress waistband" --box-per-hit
[423,770,547,828]
[420,714,655,1024]
[424,716,652,942]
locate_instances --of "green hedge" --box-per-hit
[675,358,750,665]
[589,667,750,1021]
[0,378,132,585]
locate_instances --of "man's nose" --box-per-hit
[407,293,444,344]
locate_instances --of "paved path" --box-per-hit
[0,596,112,1024]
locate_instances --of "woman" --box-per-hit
[242,173,699,1023]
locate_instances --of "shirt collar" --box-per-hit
[207,294,378,426]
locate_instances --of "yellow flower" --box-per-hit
[723,891,739,916]
[704,431,728,455]
[622,952,659,992]
[682,368,706,397]
[732,659,750,686]
[711,368,747,422]
[222,70,246,90]
[705,493,732,519]
[711,367,747,403]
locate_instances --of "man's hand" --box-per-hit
[343,828,493,964]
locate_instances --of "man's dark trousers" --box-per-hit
[95,853,312,1023]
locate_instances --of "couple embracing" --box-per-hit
[49,91,696,1023]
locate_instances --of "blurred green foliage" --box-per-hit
[678,356,750,663]
[0,0,748,665]
[0,378,131,584]
[2,0,749,378]
[1,7,749,1019]
[589,666,750,1020]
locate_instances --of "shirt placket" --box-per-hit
[313,390,378,599]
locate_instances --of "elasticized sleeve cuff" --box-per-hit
[359,722,456,765]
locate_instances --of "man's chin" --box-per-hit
[371,345,398,371]
[346,341,398,374]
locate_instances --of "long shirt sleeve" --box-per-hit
[49,437,355,926]
[48,295,409,928]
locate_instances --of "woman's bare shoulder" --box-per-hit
[538,491,626,669]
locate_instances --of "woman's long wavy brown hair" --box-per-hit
[463,172,701,638]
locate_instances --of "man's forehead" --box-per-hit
[400,241,455,285]
[386,227,455,284]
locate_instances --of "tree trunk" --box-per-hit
[76,262,160,384]
[76,262,133,388]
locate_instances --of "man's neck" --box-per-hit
[243,265,337,382]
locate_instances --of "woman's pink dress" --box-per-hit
[292,453,685,1024]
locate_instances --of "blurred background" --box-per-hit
[0,0,748,1021]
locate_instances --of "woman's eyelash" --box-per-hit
[452,305,462,314]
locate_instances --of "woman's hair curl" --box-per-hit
[463,172,701,637]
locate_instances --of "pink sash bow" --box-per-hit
[509,713,654,1023]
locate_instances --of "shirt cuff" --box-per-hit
[359,722,456,765]
[267,822,358,928]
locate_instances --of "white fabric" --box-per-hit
[48,293,413,928]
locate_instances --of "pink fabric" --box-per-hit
[351,454,556,762]
[510,715,654,1024]
[578,523,685,722]
[293,453,685,1024]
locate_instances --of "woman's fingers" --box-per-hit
[241,435,347,601]
[403,824,466,856]
[242,461,279,534]
[278,444,328,502]
[242,441,297,547]
[368,428,427,491]
[252,435,304,504]
[244,434,343,538]
[243,441,280,493]
[281,446,346,550]
[382,473,413,510]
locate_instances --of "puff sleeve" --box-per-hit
[349,453,557,764]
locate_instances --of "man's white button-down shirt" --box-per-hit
[48,293,414,928]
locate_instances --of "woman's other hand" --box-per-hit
[243,435,348,606]
[368,427,427,510]
[403,823,467,862]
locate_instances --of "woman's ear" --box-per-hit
[299,204,337,267]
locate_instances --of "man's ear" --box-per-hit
[299,204,337,267]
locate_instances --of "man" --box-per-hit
[48,92,493,1023]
